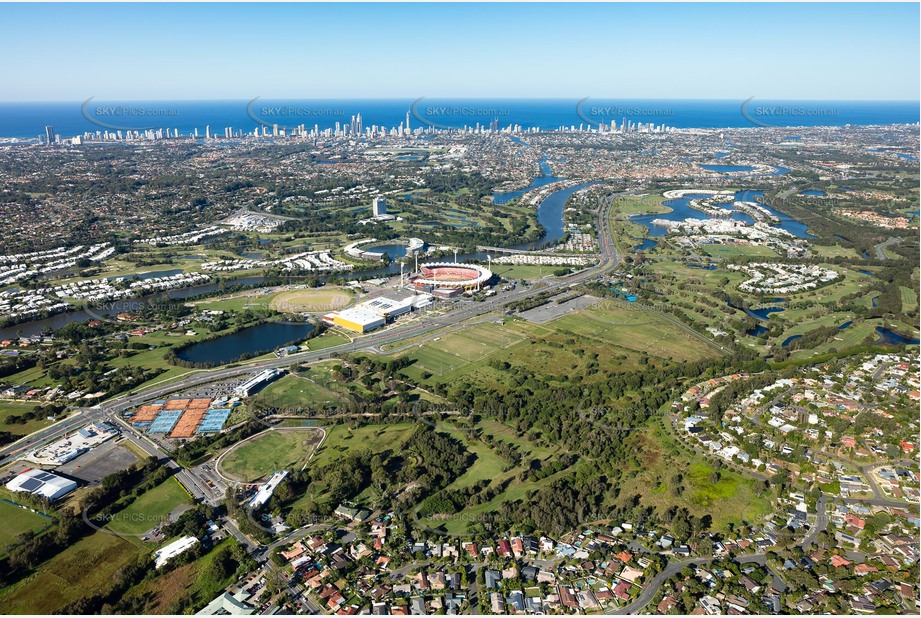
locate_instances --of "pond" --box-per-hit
[875,326,919,346]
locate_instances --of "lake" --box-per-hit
[630,193,755,238]
[176,321,314,365]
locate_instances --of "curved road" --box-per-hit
[1,186,637,471]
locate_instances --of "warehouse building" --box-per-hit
[5,468,77,501]
[324,294,433,334]
[331,306,387,333]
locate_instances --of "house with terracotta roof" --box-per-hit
[854,564,879,576]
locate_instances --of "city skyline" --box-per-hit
[0,2,918,101]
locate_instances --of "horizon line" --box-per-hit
[1,97,919,104]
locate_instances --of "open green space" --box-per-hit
[811,244,860,259]
[617,421,773,532]
[252,364,351,408]
[0,530,143,613]
[550,302,716,362]
[490,264,563,280]
[269,288,353,313]
[0,402,55,437]
[106,477,191,536]
[310,423,418,469]
[305,331,351,350]
[220,429,324,482]
[0,499,53,550]
[701,243,779,258]
[115,539,245,614]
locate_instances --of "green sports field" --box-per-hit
[106,478,191,536]
[220,428,324,482]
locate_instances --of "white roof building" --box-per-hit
[154,535,200,568]
[5,468,77,501]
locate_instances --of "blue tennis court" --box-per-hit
[196,408,231,433]
[148,410,183,434]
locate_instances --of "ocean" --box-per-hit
[0,98,918,139]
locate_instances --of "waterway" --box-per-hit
[492,158,563,205]
[5,163,593,337]
[108,268,184,281]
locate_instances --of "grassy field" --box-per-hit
[0,402,55,437]
[305,331,351,350]
[397,321,528,382]
[310,423,418,469]
[220,429,324,482]
[811,244,860,259]
[0,530,143,613]
[252,364,351,408]
[610,193,671,216]
[269,288,352,313]
[550,302,716,362]
[395,307,716,394]
[0,499,53,550]
[489,264,564,280]
[106,478,191,536]
[901,286,918,313]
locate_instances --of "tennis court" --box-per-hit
[197,408,231,433]
[169,408,208,438]
[148,410,183,434]
[131,404,162,422]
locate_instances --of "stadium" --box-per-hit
[408,262,493,292]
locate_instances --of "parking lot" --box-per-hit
[55,439,139,483]
[518,294,600,323]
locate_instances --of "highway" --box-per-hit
[1,186,624,469]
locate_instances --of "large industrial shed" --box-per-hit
[5,468,77,501]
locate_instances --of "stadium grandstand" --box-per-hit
[408,262,492,292]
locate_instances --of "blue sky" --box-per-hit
[0,2,917,101]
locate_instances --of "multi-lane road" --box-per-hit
[1,188,625,470]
